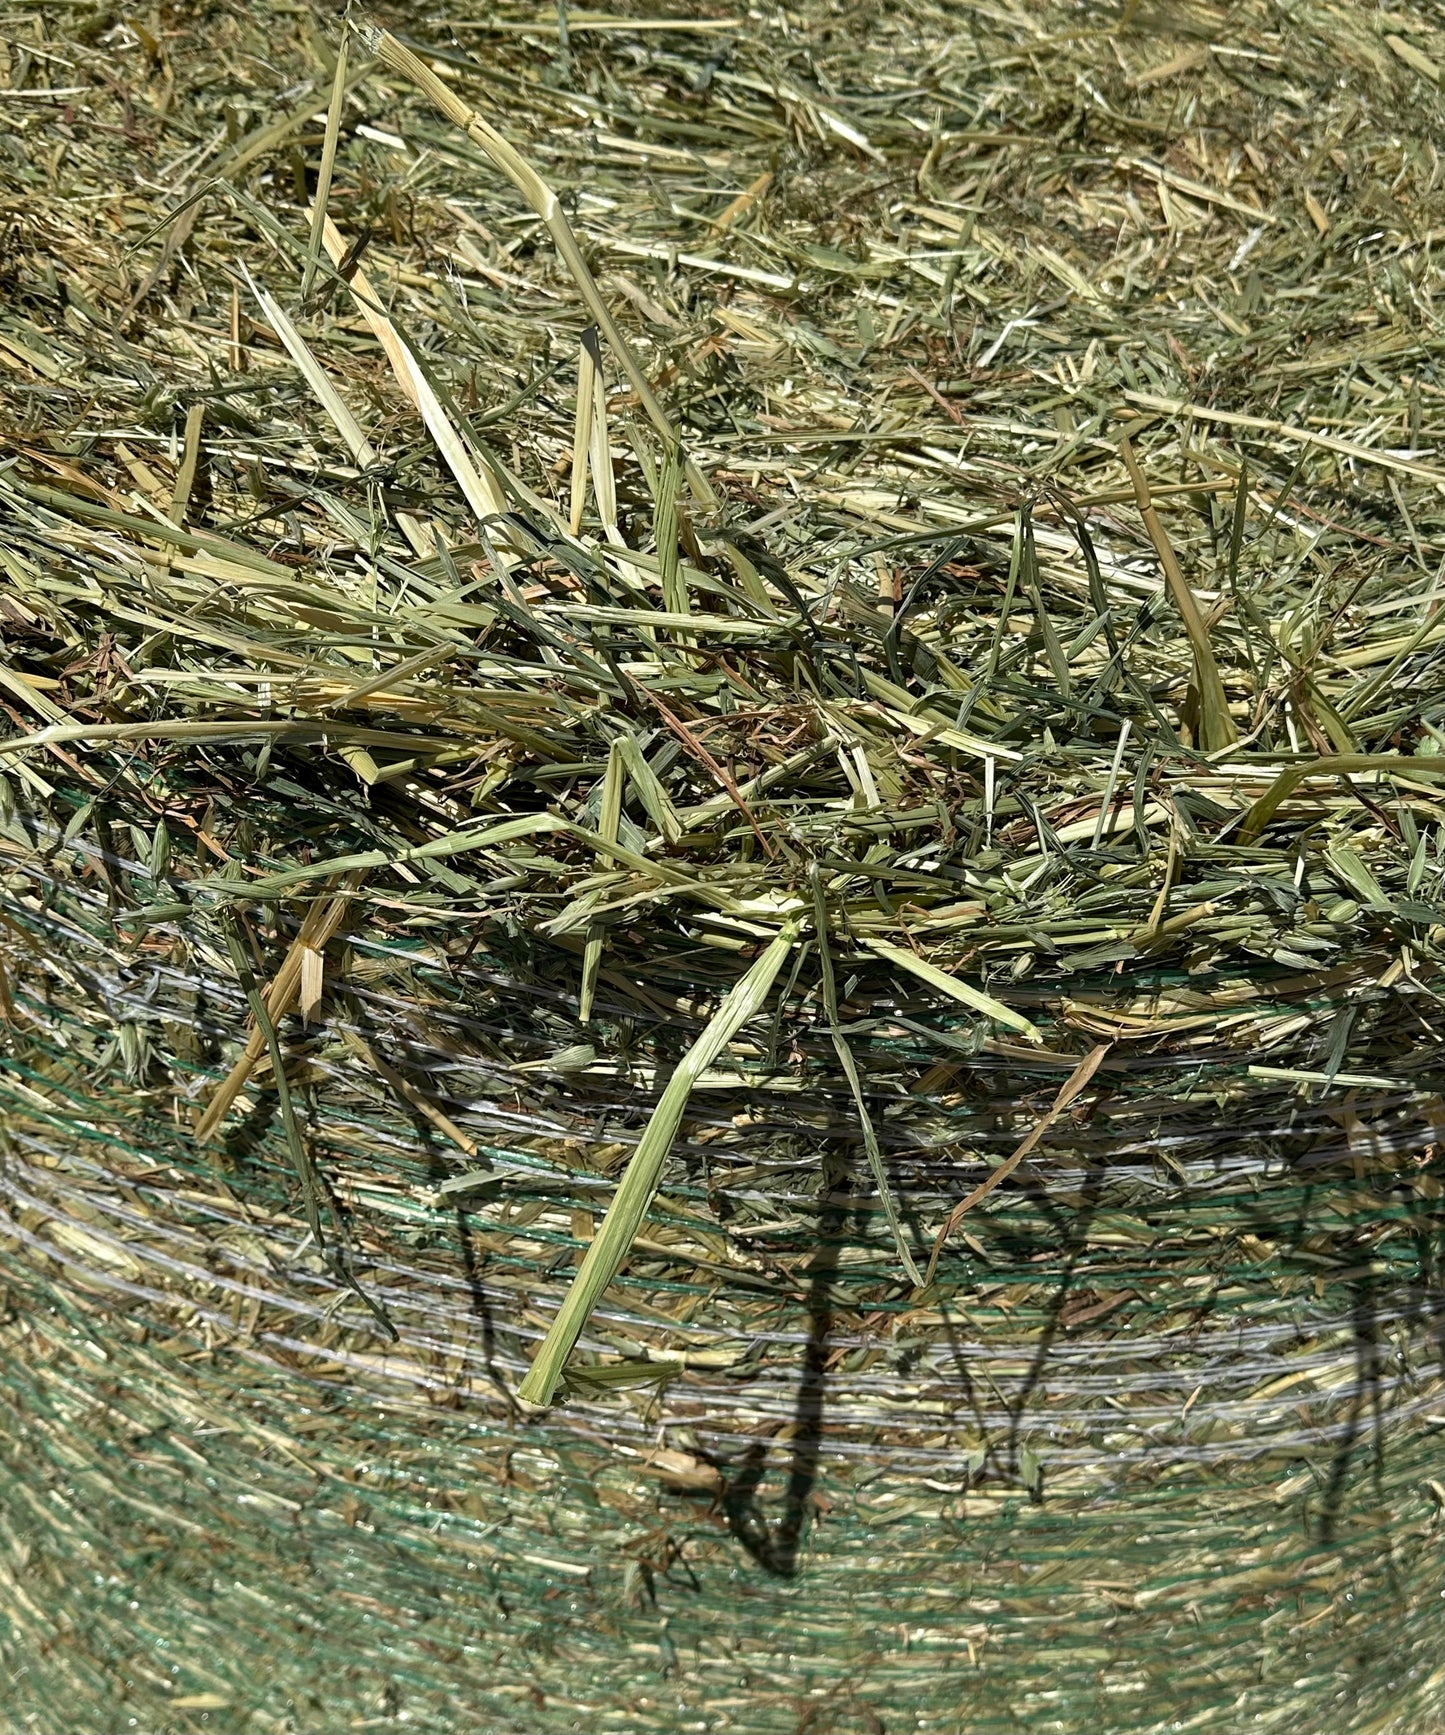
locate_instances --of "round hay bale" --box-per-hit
[3,4,1445,1732]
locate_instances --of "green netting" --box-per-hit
[3,1289,1441,1735]
[3,857,1444,1733]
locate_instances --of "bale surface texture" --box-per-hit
[3,2,1445,1732]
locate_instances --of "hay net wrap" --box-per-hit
[4,2,1445,1732]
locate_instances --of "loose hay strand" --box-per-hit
[518,923,798,1407]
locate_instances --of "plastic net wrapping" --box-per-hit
[2,843,1444,1733]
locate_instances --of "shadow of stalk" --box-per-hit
[723,1156,848,1577]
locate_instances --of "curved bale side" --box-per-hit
[1,888,1443,1734]
[2,1141,1442,1735]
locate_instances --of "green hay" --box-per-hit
[3,0,1445,1730]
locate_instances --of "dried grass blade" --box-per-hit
[569,327,599,537]
[1120,436,1236,753]
[517,925,798,1407]
[862,937,1041,1042]
[356,23,717,509]
[195,875,364,1143]
[317,214,515,546]
[924,1044,1110,1285]
[813,873,922,1287]
[301,32,349,303]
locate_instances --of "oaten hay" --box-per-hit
[3,2,1445,1730]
